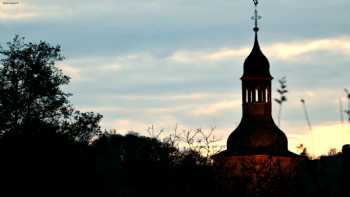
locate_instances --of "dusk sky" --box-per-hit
[1,0,349,156]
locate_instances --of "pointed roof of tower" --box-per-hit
[242,32,272,79]
[242,2,272,79]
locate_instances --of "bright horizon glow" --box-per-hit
[100,120,350,157]
[295,122,350,157]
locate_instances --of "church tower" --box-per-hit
[212,2,305,195]
[225,1,291,156]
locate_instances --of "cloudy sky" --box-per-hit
[1,0,350,156]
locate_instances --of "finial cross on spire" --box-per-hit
[251,0,262,32]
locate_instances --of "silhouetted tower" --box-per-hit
[226,2,290,156]
[212,3,301,195]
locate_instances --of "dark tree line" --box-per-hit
[0,36,215,197]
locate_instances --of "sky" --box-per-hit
[1,0,350,156]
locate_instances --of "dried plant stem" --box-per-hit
[301,98,314,157]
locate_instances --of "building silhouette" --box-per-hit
[212,2,304,196]
[214,1,295,158]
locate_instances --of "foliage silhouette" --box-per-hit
[0,35,102,142]
[0,121,95,196]
[92,132,215,196]
[0,35,70,134]
[61,111,103,143]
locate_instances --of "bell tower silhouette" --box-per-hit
[225,1,291,156]
[212,2,304,195]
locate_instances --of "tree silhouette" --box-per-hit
[92,132,215,196]
[0,35,101,196]
[0,35,102,142]
[146,125,224,161]
[0,35,70,134]
[61,111,103,143]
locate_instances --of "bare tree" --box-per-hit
[145,124,223,161]
[274,77,288,127]
[182,128,201,150]
[162,124,181,148]
[146,124,164,139]
[197,127,223,159]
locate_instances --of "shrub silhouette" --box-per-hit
[92,132,215,196]
[0,122,94,196]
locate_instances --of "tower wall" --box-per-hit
[214,155,307,197]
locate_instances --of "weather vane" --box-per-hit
[251,0,262,32]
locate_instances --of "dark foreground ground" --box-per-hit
[0,127,349,197]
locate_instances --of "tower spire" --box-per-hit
[251,0,262,33]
